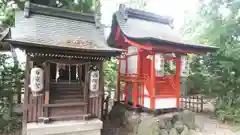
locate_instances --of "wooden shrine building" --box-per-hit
[107,5,218,110]
[1,1,122,135]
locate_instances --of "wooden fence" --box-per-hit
[102,91,204,118]
[180,95,204,112]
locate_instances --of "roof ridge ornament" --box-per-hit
[119,4,128,21]
[24,1,30,18]
[127,8,173,25]
[28,3,95,23]
[169,18,174,29]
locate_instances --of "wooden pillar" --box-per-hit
[43,62,50,117]
[78,65,82,81]
[124,55,128,104]
[150,53,156,109]
[22,55,32,135]
[68,64,71,82]
[98,62,104,119]
[84,63,89,113]
[82,65,85,82]
[114,25,121,101]
[50,63,56,80]
[31,60,45,122]
[175,55,181,108]
[84,63,89,101]
[116,58,121,102]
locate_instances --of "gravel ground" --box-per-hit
[102,99,240,135]
[195,114,240,135]
[194,97,240,135]
[102,114,240,135]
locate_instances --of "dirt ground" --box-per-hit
[195,113,240,135]
[7,114,240,135]
[102,98,240,135]
[102,113,240,135]
[10,98,240,135]
[194,97,240,135]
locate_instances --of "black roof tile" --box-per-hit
[28,3,95,23]
[5,2,122,53]
[107,7,218,52]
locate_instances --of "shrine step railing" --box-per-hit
[155,75,176,96]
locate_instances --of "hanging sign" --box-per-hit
[89,66,100,92]
[180,55,189,77]
[29,67,44,96]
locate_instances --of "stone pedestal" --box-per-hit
[107,103,203,135]
[26,119,103,135]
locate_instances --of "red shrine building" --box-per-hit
[107,5,218,110]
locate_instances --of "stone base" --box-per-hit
[107,102,203,135]
[26,119,103,135]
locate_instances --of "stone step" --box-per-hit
[51,98,84,104]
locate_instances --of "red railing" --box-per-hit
[155,75,176,97]
[118,71,178,109]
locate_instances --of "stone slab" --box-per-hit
[26,119,103,135]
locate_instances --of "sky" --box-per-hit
[101,0,199,39]
[145,0,199,29]
[15,0,199,63]
[101,0,199,29]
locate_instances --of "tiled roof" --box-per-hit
[107,7,218,52]
[5,3,122,53]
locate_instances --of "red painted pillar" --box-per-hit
[133,49,142,108]
[150,53,156,109]
[141,83,144,106]
[133,83,138,108]
[175,56,181,108]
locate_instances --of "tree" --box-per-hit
[57,0,94,13]
[0,0,100,26]
[0,54,23,134]
[182,0,240,121]
[0,0,100,133]
[0,0,17,26]
[104,58,117,92]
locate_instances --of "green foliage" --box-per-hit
[0,0,17,26]
[182,0,240,121]
[104,58,117,91]
[56,0,95,13]
[0,54,23,133]
[0,0,99,26]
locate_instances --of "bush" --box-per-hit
[0,54,23,133]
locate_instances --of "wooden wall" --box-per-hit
[88,62,104,119]
[23,56,45,124]
[23,56,105,124]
